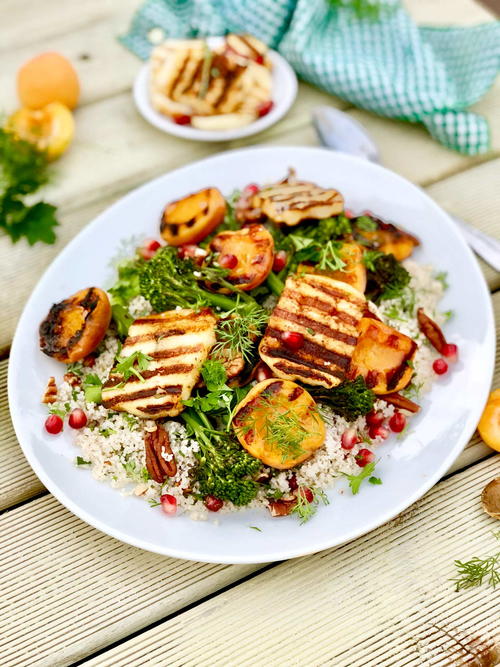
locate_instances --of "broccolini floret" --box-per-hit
[139,246,255,312]
[311,377,375,421]
[181,407,261,506]
[365,253,411,303]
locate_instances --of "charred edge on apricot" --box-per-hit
[39,287,99,358]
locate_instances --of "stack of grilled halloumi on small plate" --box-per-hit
[150,34,273,131]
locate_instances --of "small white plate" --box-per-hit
[133,37,298,142]
[9,147,495,564]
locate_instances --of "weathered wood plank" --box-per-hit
[0,359,45,508]
[0,0,139,53]
[82,456,500,667]
[0,494,263,667]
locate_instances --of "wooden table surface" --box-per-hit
[1,1,499,665]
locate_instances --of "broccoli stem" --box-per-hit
[202,290,246,311]
[266,272,285,296]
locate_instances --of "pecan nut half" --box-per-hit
[42,376,57,404]
[144,426,177,483]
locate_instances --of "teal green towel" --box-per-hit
[120,0,500,155]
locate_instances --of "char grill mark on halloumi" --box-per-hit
[252,180,344,226]
[259,274,365,389]
[102,309,216,418]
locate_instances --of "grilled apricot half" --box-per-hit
[350,318,417,394]
[160,187,226,246]
[298,242,367,294]
[355,222,419,261]
[232,378,325,469]
[39,287,111,363]
[478,389,500,453]
[209,223,274,291]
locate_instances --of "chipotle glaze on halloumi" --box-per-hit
[259,274,366,389]
[101,309,216,418]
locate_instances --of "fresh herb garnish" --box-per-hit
[343,462,379,495]
[114,350,153,383]
[148,499,161,508]
[435,271,449,290]
[368,476,382,485]
[451,532,500,591]
[212,301,268,363]
[0,127,59,245]
[292,486,329,524]
[355,215,378,231]
[108,257,144,307]
[317,240,346,272]
[183,359,250,428]
[249,525,263,532]
[99,428,116,437]
[122,459,150,482]
[83,374,103,403]
[66,362,84,377]
[49,405,67,418]
[362,249,385,271]
[111,304,133,338]
[76,456,91,466]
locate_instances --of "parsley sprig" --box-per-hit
[343,462,382,494]
[114,350,153,383]
[0,127,59,245]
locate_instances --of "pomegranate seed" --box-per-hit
[204,495,224,512]
[344,208,354,219]
[272,250,287,273]
[366,410,385,427]
[172,114,191,125]
[281,331,304,351]
[389,411,406,433]
[243,183,260,196]
[68,408,87,429]
[356,448,375,467]
[219,253,238,269]
[433,358,448,375]
[160,494,177,516]
[288,474,298,491]
[255,54,264,65]
[368,424,389,440]
[442,343,458,362]
[45,414,63,435]
[341,428,360,450]
[299,487,314,503]
[139,239,161,260]
[177,244,207,265]
[257,100,274,117]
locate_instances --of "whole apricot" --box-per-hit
[17,52,80,110]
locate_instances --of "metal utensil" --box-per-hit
[312,106,500,272]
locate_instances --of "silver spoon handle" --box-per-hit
[449,214,500,273]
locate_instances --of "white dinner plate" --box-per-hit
[9,147,495,564]
[133,37,297,142]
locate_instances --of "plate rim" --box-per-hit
[8,146,495,564]
[132,43,298,142]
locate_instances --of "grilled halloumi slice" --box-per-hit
[251,178,343,226]
[259,274,365,389]
[102,309,216,418]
